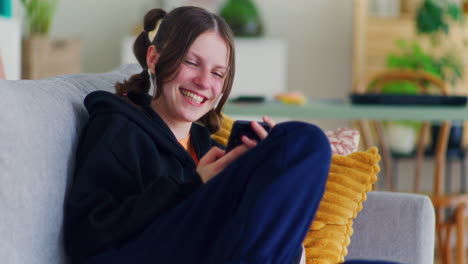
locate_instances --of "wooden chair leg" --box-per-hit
[437,221,452,264]
[414,122,430,193]
[434,121,451,195]
[436,208,445,262]
[462,153,468,194]
[373,121,393,190]
[445,223,454,264]
[446,160,452,194]
[455,205,466,264]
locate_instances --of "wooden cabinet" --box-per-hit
[352,0,468,95]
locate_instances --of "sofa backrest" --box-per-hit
[0,64,140,264]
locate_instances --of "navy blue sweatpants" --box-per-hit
[86,122,399,264]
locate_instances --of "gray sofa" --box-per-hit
[0,64,435,264]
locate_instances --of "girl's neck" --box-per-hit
[151,100,192,140]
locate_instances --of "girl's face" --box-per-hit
[153,31,229,127]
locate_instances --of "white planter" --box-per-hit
[386,122,417,154]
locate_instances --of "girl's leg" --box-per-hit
[86,122,331,264]
[208,122,331,264]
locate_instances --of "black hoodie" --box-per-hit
[64,91,220,263]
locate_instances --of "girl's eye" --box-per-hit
[184,60,198,66]
[212,72,224,79]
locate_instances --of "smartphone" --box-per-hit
[225,120,272,152]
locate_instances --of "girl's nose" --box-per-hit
[193,70,210,90]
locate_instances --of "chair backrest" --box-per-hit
[0,64,140,264]
[354,69,448,95]
[352,69,450,191]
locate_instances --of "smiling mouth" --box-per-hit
[180,88,207,104]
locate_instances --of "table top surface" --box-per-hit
[224,100,468,121]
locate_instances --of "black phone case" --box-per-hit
[225,121,271,152]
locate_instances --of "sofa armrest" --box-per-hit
[346,191,435,264]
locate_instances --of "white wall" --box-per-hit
[19,0,354,100]
[48,0,158,74]
[255,0,353,99]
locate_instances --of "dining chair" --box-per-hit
[354,69,468,264]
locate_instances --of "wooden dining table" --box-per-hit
[225,99,468,121]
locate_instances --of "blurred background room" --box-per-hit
[4,1,468,262]
[4,0,468,192]
[4,0,468,197]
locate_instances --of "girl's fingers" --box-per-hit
[263,115,276,128]
[251,121,269,140]
[241,135,257,148]
[199,146,225,165]
[216,144,249,168]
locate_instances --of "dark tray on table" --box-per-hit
[350,93,467,106]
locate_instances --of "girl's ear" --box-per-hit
[146,45,160,75]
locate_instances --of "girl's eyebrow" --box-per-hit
[189,52,227,70]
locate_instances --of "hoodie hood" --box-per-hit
[84,90,213,166]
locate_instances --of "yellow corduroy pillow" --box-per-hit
[211,114,235,147]
[211,116,380,264]
[304,147,380,264]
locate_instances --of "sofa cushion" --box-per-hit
[0,64,140,264]
[303,148,380,264]
[346,191,435,264]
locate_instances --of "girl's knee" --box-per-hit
[270,121,331,159]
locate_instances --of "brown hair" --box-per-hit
[115,6,235,133]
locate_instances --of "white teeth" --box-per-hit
[181,89,204,104]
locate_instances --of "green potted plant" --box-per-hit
[386,0,464,89]
[385,40,463,91]
[19,0,82,79]
[219,0,264,37]
[384,0,464,91]
[415,0,464,38]
[380,0,465,155]
[20,0,59,35]
[380,40,463,154]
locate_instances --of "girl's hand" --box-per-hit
[196,144,249,183]
[241,115,276,147]
[197,116,276,183]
